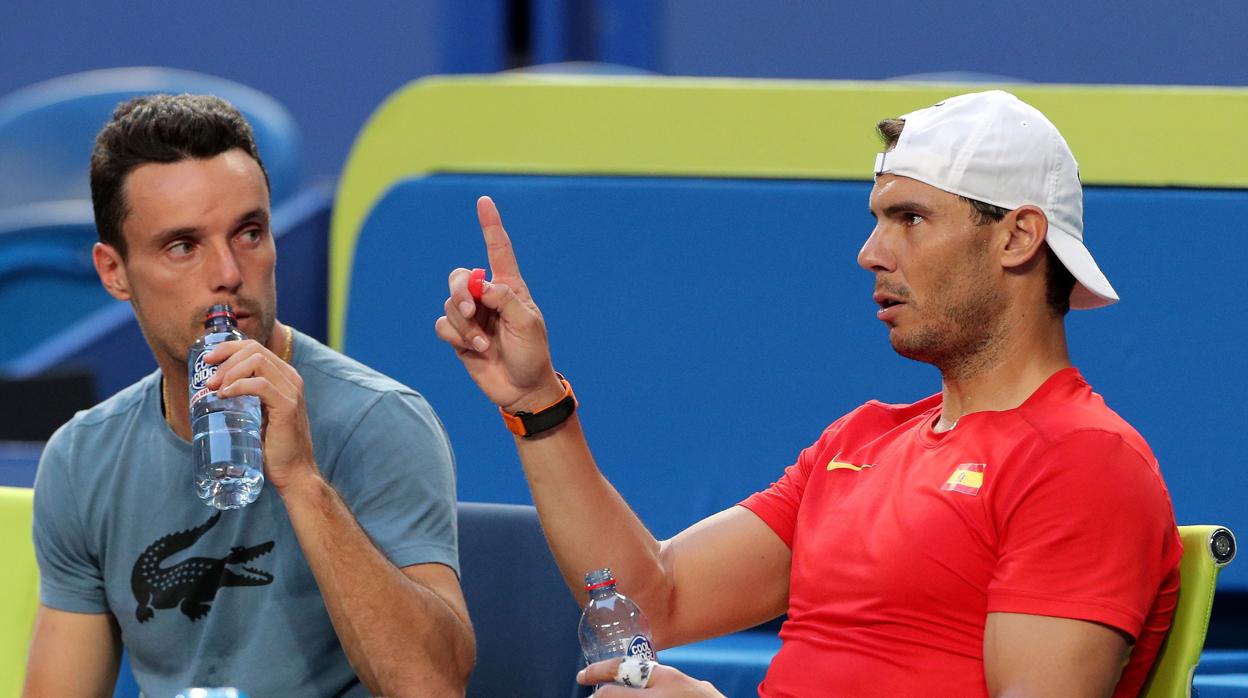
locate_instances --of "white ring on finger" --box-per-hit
[614,657,657,689]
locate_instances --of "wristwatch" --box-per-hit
[500,374,578,438]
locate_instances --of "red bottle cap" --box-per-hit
[468,268,487,301]
[585,577,616,592]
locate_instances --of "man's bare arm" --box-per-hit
[23,606,121,698]
[984,612,1130,698]
[514,417,791,649]
[281,475,475,698]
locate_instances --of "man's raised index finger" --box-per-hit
[476,196,522,280]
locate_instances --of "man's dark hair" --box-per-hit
[875,118,1075,317]
[90,93,270,258]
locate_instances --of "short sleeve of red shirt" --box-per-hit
[987,429,1181,639]
[739,428,827,548]
[741,404,922,549]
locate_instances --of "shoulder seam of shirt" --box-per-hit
[1019,423,1153,468]
[1016,426,1175,506]
[317,388,392,469]
[65,376,155,429]
[295,346,422,400]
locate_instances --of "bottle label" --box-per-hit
[190,352,217,406]
[626,635,655,662]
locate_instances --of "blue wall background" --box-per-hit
[541,0,1248,87]
[3,1,1245,187]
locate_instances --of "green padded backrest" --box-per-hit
[1141,525,1237,698]
[0,486,36,696]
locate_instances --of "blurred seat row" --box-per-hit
[0,68,331,440]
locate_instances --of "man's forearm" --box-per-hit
[514,416,673,618]
[279,471,474,697]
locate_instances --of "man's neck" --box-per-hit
[936,314,1071,430]
[161,362,193,441]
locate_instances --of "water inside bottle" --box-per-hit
[192,395,264,510]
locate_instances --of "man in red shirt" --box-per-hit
[436,90,1181,697]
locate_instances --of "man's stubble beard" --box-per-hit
[889,245,1011,382]
[129,289,277,374]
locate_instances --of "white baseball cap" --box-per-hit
[873,90,1117,309]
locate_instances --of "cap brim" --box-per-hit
[1046,227,1118,310]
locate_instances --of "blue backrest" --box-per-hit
[0,67,301,208]
[457,502,582,698]
[0,201,108,362]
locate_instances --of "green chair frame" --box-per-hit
[0,486,37,696]
[1142,525,1237,698]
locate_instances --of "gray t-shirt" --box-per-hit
[33,329,458,698]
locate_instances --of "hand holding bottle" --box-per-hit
[577,657,727,697]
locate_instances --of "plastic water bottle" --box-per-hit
[578,568,656,665]
[188,304,264,510]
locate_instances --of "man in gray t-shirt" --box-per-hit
[25,94,473,697]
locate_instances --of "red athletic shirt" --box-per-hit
[740,368,1181,697]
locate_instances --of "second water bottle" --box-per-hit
[577,567,656,664]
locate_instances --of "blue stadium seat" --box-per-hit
[1203,651,1248,674]
[0,66,301,208]
[0,67,304,370]
[0,442,41,488]
[1192,674,1248,697]
[0,201,109,364]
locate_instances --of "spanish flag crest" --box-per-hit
[941,463,986,496]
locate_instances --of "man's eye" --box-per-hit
[238,229,263,244]
[168,241,193,256]
[906,214,923,226]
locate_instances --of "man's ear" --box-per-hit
[1000,205,1049,271]
[93,242,131,301]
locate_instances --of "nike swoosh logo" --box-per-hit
[826,454,874,471]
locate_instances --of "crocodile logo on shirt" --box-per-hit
[131,512,275,622]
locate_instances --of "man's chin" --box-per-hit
[235,316,257,337]
[889,331,939,366]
